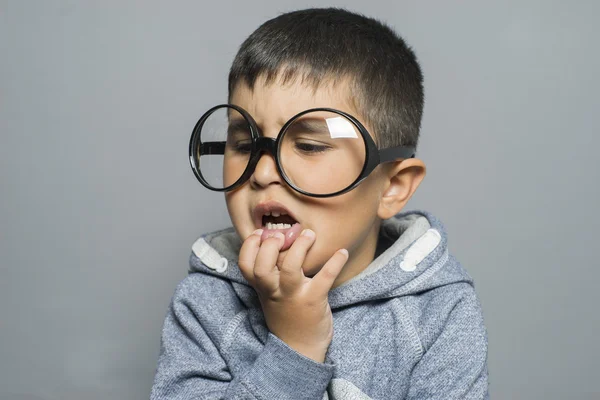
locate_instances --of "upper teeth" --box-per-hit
[265,210,286,217]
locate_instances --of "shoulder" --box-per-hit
[401,257,487,353]
[172,272,243,314]
[168,272,247,346]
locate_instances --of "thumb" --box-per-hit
[310,249,349,294]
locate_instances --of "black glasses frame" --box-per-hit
[189,104,416,198]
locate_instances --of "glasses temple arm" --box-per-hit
[378,145,416,163]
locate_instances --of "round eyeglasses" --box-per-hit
[189,104,415,198]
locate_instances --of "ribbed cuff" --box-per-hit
[240,333,335,399]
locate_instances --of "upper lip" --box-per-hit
[252,200,298,228]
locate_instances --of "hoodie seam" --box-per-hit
[396,299,424,360]
[220,310,249,359]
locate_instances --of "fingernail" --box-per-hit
[252,229,263,236]
[274,232,285,247]
[301,229,315,239]
[339,249,349,257]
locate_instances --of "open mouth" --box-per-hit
[262,211,298,230]
[254,201,304,251]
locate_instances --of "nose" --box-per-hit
[249,151,283,189]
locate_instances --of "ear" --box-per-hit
[377,158,426,220]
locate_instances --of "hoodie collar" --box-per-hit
[188,211,472,309]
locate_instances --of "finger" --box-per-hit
[279,229,316,291]
[238,229,263,282]
[310,249,349,294]
[253,232,285,292]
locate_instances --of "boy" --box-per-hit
[151,8,488,400]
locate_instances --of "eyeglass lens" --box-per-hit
[195,106,367,195]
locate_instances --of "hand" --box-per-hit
[238,229,349,363]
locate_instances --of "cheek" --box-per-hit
[314,188,380,233]
[301,194,379,271]
[225,192,250,238]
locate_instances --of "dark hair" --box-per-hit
[228,8,424,149]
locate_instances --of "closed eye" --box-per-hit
[294,141,331,154]
[230,141,252,154]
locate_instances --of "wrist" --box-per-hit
[240,333,334,399]
[281,339,329,363]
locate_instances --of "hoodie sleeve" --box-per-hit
[150,274,335,400]
[406,287,489,400]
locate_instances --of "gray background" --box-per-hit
[1,0,598,399]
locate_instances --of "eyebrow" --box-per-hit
[284,118,331,135]
[227,118,251,134]
[227,116,333,136]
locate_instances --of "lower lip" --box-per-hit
[260,222,303,251]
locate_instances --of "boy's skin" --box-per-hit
[226,73,426,363]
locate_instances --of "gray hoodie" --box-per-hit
[151,211,489,399]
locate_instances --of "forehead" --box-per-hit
[229,74,360,129]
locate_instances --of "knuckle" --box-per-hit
[278,267,295,276]
[238,259,250,270]
[279,257,300,274]
[258,291,280,303]
[253,267,271,280]
[238,264,251,279]
[321,268,337,280]
[238,264,254,282]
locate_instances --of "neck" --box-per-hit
[332,219,381,288]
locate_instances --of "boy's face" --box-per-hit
[226,76,390,285]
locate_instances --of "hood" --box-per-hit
[188,210,473,309]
